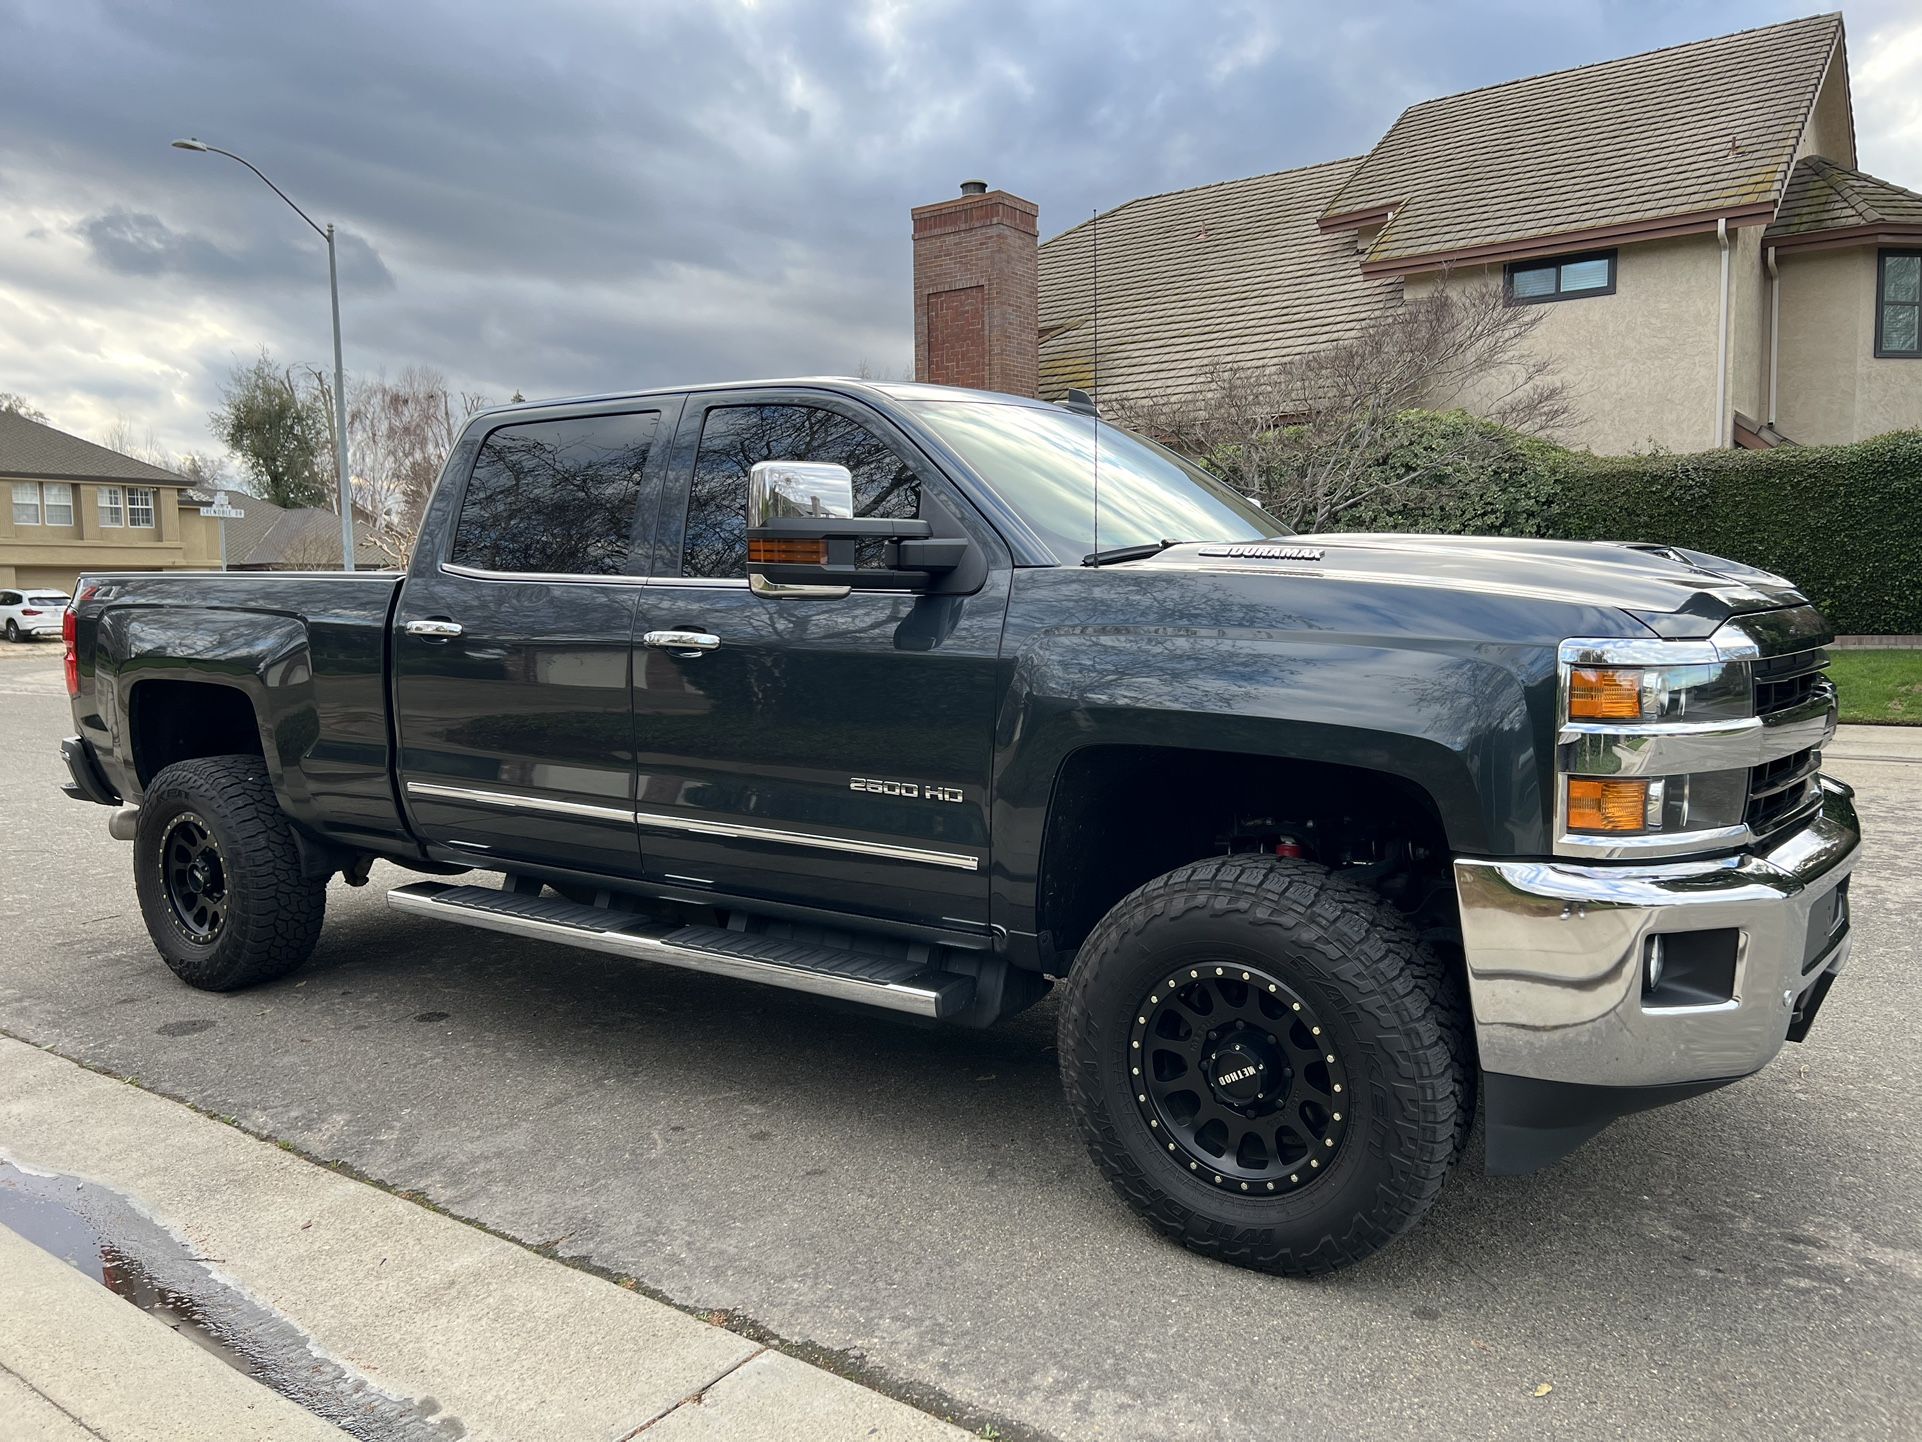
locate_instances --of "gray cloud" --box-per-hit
[0,0,1913,455]
[73,207,394,289]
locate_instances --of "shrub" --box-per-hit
[1224,415,1922,635]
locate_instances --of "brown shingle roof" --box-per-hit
[0,410,189,485]
[1322,13,1845,273]
[1037,157,1397,407]
[180,489,387,567]
[1764,155,1922,245]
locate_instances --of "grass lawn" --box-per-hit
[1828,649,1922,725]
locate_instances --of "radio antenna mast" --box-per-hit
[1089,205,1100,564]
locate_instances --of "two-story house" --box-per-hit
[909,13,1920,455]
[0,410,221,596]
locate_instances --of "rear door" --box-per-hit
[631,389,1009,931]
[394,400,679,879]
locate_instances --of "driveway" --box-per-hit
[3,644,1917,1440]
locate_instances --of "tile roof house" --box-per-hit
[911,13,1921,455]
[178,487,387,570]
[0,409,219,595]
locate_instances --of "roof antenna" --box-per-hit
[1088,204,1100,565]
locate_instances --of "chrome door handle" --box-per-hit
[643,630,720,656]
[403,619,464,638]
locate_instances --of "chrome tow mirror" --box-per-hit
[746,459,962,599]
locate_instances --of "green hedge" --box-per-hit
[1549,433,1922,637]
[1252,415,1922,636]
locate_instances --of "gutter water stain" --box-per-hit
[0,1159,463,1440]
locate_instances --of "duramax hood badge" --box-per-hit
[1197,544,1325,562]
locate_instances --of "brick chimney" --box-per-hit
[911,180,1038,396]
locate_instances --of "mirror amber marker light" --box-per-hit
[747,538,828,565]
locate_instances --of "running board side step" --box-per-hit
[385,882,976,1020]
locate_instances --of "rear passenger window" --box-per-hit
[681,404,919,579]
[450,411,659,575]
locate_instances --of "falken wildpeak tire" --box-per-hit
[133,755,327,991]
[1057,855,1470,1276]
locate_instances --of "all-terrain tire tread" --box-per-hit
[1057,855,1470,1276]
[134,755,326,991]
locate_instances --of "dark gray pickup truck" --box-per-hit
[59,378,1859,1274]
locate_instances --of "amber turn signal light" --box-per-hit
[1566,778,1655,833]
[1567,666,1647,720]
[747,537,828,565]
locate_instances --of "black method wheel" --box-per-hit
[133,755,327,991]
[160,813,229,943]
[1132,963,1351,1197]
[4,619,19,642]
[1058,855,1471,1277]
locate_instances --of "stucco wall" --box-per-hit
[1409,234,1725,454]
[1728,224,1769,427]
[1775,246,1922,444]
[1795,47,1856,169]
[0,482,214,593]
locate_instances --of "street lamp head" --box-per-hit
[170,138,210,152]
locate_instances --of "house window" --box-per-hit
[127,487,156,528]
[12,482,41,525]
[43,482,73,526]
[98,486,124,527]
[1877,250,1921,358]
[1505,250,1617,304]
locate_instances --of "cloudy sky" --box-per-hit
[0,0,1917,462]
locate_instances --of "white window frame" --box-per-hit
[127,486,156,528]
[98,485,125,528]
[12,481,41,526]
[42,482,74,526]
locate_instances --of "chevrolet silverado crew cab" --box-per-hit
[58,379,1859,1275]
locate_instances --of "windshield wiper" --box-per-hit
[1081,539,1188,567]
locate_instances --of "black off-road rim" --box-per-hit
[161,813,229,944]
[1129,962,1349,1194]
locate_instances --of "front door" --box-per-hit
[394,402,678,879]
[631,391,1009,931]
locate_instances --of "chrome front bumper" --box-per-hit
[1456,777,1859,1089]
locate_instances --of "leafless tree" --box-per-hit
[301,364,486,565]
[1113,276,1574,531]
[96,415,173,469]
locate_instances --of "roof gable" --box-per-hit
[1764,155,1922,247]
[1322,13,1846,273]
[0,409,188,485]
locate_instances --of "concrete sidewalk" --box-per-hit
[0,1038,971,1441]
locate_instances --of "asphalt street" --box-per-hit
[2,642,1918,1441]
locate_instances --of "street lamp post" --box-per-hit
[172,138,356,572]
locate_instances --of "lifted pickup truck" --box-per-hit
[60,379,1858,1275]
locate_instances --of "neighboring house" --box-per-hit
[910,13,1921,455]
[0,409,218,595]
[177,487,386,570]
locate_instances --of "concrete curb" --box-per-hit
[0,1038,972,1442]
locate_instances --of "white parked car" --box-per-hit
[0,589,70,642]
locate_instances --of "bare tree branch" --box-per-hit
[1112,275,1574,530]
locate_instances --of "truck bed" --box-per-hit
[71,570,408,852]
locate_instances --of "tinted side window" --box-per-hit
[450,411,659,575]
[681,404,918,579]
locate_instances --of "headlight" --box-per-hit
[1565,661,1749,724]
[1555,633,1764,857]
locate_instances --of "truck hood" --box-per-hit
[1140,533,1812,637]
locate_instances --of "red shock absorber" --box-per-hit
[1273,839,1307,859]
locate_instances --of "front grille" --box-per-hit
[1746,645,1830,839]
[1753,646,1830,718]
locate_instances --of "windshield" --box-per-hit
[907,400,1285,564]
